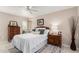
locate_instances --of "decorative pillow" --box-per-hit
[38,29,45,34]
[36,28,46,32]
[32,29,36,32]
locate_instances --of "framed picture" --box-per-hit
[37,19,44,26]
[9,21,18,26]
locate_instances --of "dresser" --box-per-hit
[48,34,62,48]
[8,26,20,42]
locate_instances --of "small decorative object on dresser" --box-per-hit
[48,32,62,48]
[8,21,20,42]
[9,21,18,26]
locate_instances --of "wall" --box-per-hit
[0,12,28,43]
[31,7,79,48]
[29,18,37,30]
[75,7,79,48]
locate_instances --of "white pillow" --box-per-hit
[36,28,46,31]
[44,30,49,34]
[32,31,40,34]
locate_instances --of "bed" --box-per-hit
[12,26,49,53]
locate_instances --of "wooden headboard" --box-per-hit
[36,26,50,29]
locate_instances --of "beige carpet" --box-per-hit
[36,45,61,53]
[0,40,79,53]
[8,44,79,53]
[1,40,79,53]
[8,44,61,53]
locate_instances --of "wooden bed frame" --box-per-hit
[36,26,50,29]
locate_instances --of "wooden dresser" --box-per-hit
[48,34,62,48]
[8,26,20,42]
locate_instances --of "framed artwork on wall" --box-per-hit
[37,19,44,26]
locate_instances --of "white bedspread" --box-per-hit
[12,33,48,53]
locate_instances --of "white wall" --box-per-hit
[29,18,37,29]
[75,7,79,48]
[0,12,27,42]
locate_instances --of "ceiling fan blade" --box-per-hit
[25,6,38,14]
[27,6,29,8]
[26,6,32,10]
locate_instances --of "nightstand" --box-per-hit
[48,34,62,48]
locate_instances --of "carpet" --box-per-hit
[8,44,61,53]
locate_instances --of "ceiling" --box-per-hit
[0,6,74,18]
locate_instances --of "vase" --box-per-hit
[70,34,76,51]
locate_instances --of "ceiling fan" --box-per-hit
[25,6,38,14]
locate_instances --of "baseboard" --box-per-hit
[62,44,79,51]
[62,44,70,48]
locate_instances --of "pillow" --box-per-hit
[36,28,46,31]
[32,29,36,32]
[32,31,40,34]
[44,30,49,35]
[38,29,45,34]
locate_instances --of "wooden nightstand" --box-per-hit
[48,34,62,48]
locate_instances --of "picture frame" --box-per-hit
[37,19,44,26]
[9,21,18,26]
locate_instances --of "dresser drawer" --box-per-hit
[8,26,20,42]
[48,34,62,47]
[48,38,54,44]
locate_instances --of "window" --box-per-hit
[22,21,27,31]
